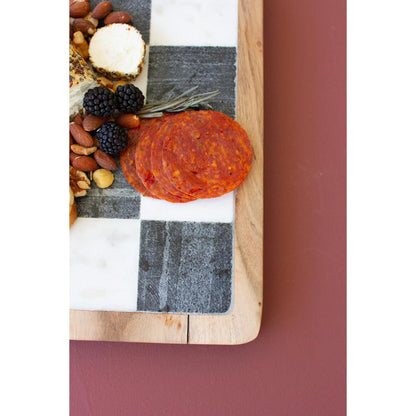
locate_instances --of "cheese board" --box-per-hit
[69,0,263,344]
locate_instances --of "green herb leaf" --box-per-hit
[137,87,220,118]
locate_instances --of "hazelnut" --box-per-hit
[93,169,114,188]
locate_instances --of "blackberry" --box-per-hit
[115,84,145,114]
[96,122,128,155]
[83,87,116,118]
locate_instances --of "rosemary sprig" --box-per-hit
[137,87,220,118]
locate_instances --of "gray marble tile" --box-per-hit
[76,156,141,219]
[76,191,141,219]
[146,46,237,118]
[138,221,233,314]
[89,0,151,44]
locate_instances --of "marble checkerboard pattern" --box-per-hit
[70,0,239,314]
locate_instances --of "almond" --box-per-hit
[71,18,96,36]
[104,11,132,25]
[72,113,83,125]
[72,155,99,172]
[70,151,78,164]
[71,144,97,156]
[70,1,90,18]
[93,149,118,170]
[91,1,112,19]
[69,123,94,147]
[82,113,107,131]
[116,113,141,129]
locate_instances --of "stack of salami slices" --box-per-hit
[120,110,253,203]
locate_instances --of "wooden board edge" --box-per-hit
[187,0,264,345]
[70,310,188,344]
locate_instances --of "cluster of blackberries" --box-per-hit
[83,84,145,118]
[82,84,145,155]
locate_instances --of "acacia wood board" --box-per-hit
[70,0,263,345]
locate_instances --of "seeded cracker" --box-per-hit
[69,44,97,118]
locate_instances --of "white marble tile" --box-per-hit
[150,0,238,46]
[140,191,235,223]
[70,218,140,311]
[132,45,150,101]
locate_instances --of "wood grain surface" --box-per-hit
[70,0,264,345]
[188,0,264,344]
[70,310,187,343]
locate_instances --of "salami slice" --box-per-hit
[162,111,253,199]
[120,119,158,198]
[150,113,197,202]
[135,117,190,202]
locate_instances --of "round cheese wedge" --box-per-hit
[89,23,146,81]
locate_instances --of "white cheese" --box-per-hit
[89,24,146,81]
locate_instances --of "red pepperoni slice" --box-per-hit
[150,113,197,202]
[162,111,253,199]
[134,116,191,203]
[120,119,158,198]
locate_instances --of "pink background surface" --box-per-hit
[70,0,346,414]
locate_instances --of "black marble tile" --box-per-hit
[89,0,151,44]
[138,221,233,314]
[146,46,237,119]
